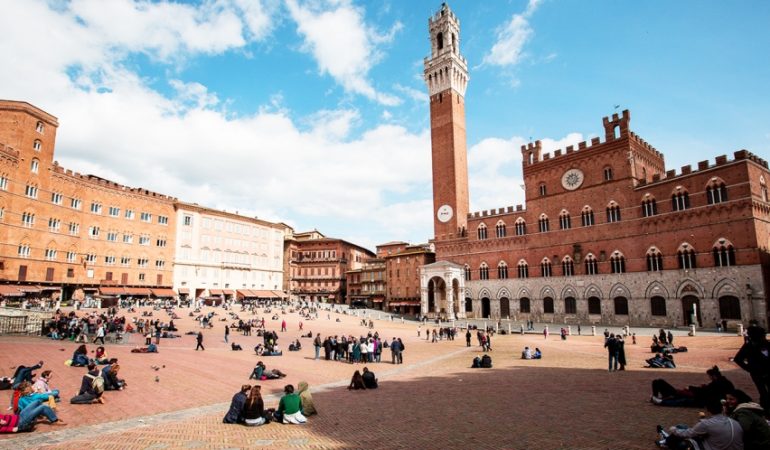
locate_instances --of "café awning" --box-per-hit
[0,285,23,297]
[99,287,126,296]
[151,288,176,297]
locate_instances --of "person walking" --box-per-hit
[281,320,287,332]
[313,333,322,360]
[196,331,205,351]
[224,324,230,343]
[93,324,105,345]
[465,329,471,347]
[543,326,549,340]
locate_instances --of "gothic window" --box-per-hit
[604,167,613,181]
[672,190,690,211]
[706,180,728,204]
[517,260,529,279]
[712,240,735,267]
[564,297,577,314]
[540,258,552,278]
[495,221,507,238]
[559,210,571,230]
[650,296,667,316]
[538,214,549,233]
[437,32,444,50]
[588,297,601,315]
[543,297,554,314]
[539,183,547,196]
[646,247,663,272]
[581,207,595,227]
[606,201,621,223]
[562,256,574,277]
[614,297,629,315]
[641,197,657,217]
[464,265,471,281]
[479,263,489,280]
[520,297,531,313]
[515,218,526,236]
[610,252,626,274]
[585,254,598,275]
[497,261,508,279]
[677,243,697,269]
[477,223,488,240]
[718,296,741,320]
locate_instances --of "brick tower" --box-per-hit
[424,3,469,240]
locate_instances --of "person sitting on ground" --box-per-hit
[249,361,286,380]
[646,352,676,369]
[167,320,178,331]
[471,355,482,368]
[32,370,60,401]
[10,361,45,391]
[533,348,542,359]
[71,344,89,367]
[724,389,770,450]
[16,383,56,414]
[348,370,366,390]
[223,385,250,424]
[521,346,532,360]
[103,364,126,391]
[254,344,265,356]
[651,365,734,407]
[231,342,243,351]
[277,384,306,424]
[130,343,158,353]
[288,340,302,351]
[242,385,267,426]
[658,399,743,450]
[361,367,378,389]
[70,363,104,404]
[94,346,109,365]
[480,354,493,368]
[2,398,65,432]
[297,381,317,416]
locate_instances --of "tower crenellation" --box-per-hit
[424,3,469,97]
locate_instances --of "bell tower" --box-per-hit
[424,3,469,240]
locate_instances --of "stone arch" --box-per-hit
[464,287,474,299]
[560,285,578,300]
[609,283,632,300]
[517,287,532,299]
[583,283,603,300]
[676,279,705,298]
[478,287,492,299]
[496,287,512,300]
[540,286,555,299]
[712,278,741,299]
[644,281,670,299]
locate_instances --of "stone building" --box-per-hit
[420,4,770,328]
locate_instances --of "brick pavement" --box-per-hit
[0,305,759,449]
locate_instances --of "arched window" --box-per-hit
[588,297,601,315]
[564,297,577,314]
[761,176,768,202]
[712,239,735,267]
[543,297,554,314]
[646,247,663,272]
[520,297,531,313]
[614,297,629,315]
[477,223,488,240]
[610,251,625,274]
[538,214,549,233]
[18,243,31,258]
[540,258,552,277]
[606,201,621,223]
[641,196,657,217]
[581,206,595,227]
[464,265,471,281]
[436,32,444,50]
[495,221,507,238]
[677,243,697,269]
[517,260,529,279]
[562,256,574,276]
[514,218,526,236]
[44,246,57,261]
[604,166,613,181]
[650,296,667,316]
[35,121,44,133]
[33,139,42,151]
[718,296,741,320]
[497,261,508,279]
[479,263,489,280]
[30,158,39,174]
[585,254,598,275]
[559,210,571,230]
[539,183,547,196]
[672,189,690,211]
[706,179,728,204]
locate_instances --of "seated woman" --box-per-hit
[646,353,676,369]
[94,346,109,365]
[4,398,65,432]
[361,367,378,389]
[348,370,366,390]
[651,366,734,407]
[249,362,286,380]
[167,320,178,331]
[242,385,266,426]
[32,370,60,401]
[533,348,542,359]
[103,364,126,391]
[71,344,89,367]
[231,342,243,351]
[521,347,532,360]
[277,384,306,424]
[254,344,265,356]
[16,383,56,414]
[297,381,317,416]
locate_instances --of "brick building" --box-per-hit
[420,4,770,328]
[385,242,435,316]
[0,100,176,302]
[286,230,373,304]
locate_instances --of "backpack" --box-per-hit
[87,373,105,394]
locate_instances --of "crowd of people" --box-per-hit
[312,332,407,365]
[223,381,316,426]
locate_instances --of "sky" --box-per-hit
[1,0,768,252]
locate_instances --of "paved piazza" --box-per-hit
[0,305,757,450]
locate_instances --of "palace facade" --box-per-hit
[420,4,770,328]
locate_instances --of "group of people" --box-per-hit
[520,346,542,360]
[313,333,406,365]
[348,367,378,389]
[223,382,316,426]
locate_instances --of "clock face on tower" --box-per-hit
[561,168,584,190]
[437,204,453,223]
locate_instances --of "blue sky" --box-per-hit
[1,0,768,251]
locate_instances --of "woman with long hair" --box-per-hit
[71,344,89,367]
[242,385,266,426]
[348,370,366,390]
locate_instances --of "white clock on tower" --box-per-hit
[437,204,453,223]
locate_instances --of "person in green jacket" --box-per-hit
[277,384,306,424]
[725,389,770,450]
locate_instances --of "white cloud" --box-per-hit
[394,84,427,103]
[285,0,401,105]
[483,0,541,67]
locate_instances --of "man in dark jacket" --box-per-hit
[390,338,401,364]
[725,389,770,450]
[733,325,770,416]
[605,334,619,372]
[223,385,250,424]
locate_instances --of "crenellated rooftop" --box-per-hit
[51,161,176,201]
[638,150,768,186]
